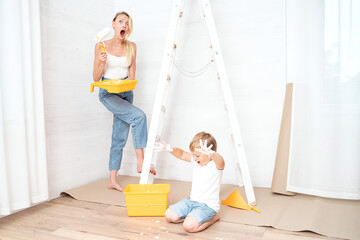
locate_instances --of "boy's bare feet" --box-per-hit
[183,214,220,233]
[212,214,220,222]
[108,180,124,192]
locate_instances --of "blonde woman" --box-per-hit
[93,12,155,192]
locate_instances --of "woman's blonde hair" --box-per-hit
[189,131,217,152]
[113,11,134,65]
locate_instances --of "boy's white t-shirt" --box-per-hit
[189,156,223,212]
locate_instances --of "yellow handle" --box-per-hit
[251,206,261,213]
[90,83,95,93]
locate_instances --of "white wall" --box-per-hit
[41,0,285,199]
[40,0,115,198]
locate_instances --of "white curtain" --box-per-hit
[0,0,48,215]
[286,0,360,199]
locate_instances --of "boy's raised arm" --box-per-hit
[210,152,225,170]
[154,141,192,162]
[170,147,192,162]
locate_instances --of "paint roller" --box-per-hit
[94,27,112,52]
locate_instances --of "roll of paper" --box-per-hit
[94,27,112,42]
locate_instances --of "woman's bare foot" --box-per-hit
[137,162,157,175]
[108,180,124,192]
[135,148,156,175]
[137,161,142,173]
[150,167,157,175]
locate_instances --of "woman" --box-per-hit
[93,12,155,192]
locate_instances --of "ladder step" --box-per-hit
[161,105,166,113]
[235,162,241,170]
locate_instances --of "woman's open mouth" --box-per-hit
[120,30,125,37]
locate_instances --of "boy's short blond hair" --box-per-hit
[189,131,217,152]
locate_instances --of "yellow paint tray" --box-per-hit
[123,184,170,217]
[90,79,138,93]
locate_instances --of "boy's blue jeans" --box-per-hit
[98,77,147,170]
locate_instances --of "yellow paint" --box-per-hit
[124,184,170,216]
[221,189,261,213]
[90,79,138,93]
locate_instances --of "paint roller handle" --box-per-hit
[95,41,106,52]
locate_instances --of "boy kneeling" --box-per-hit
[155,131,225,233]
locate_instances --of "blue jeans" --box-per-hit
[99,77,147,170]
[169,197,217,224]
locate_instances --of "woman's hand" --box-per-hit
[99,51,107,63]
[93,43,107,82]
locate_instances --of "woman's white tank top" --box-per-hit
[103,52,130,79]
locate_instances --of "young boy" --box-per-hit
[154,131,225,233]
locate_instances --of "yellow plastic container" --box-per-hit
[123,184,170,217]
[90,79,138,93]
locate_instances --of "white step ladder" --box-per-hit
[140,0,256,205]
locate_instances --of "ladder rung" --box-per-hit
[229,133,242,147]
[161,105,166,113]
